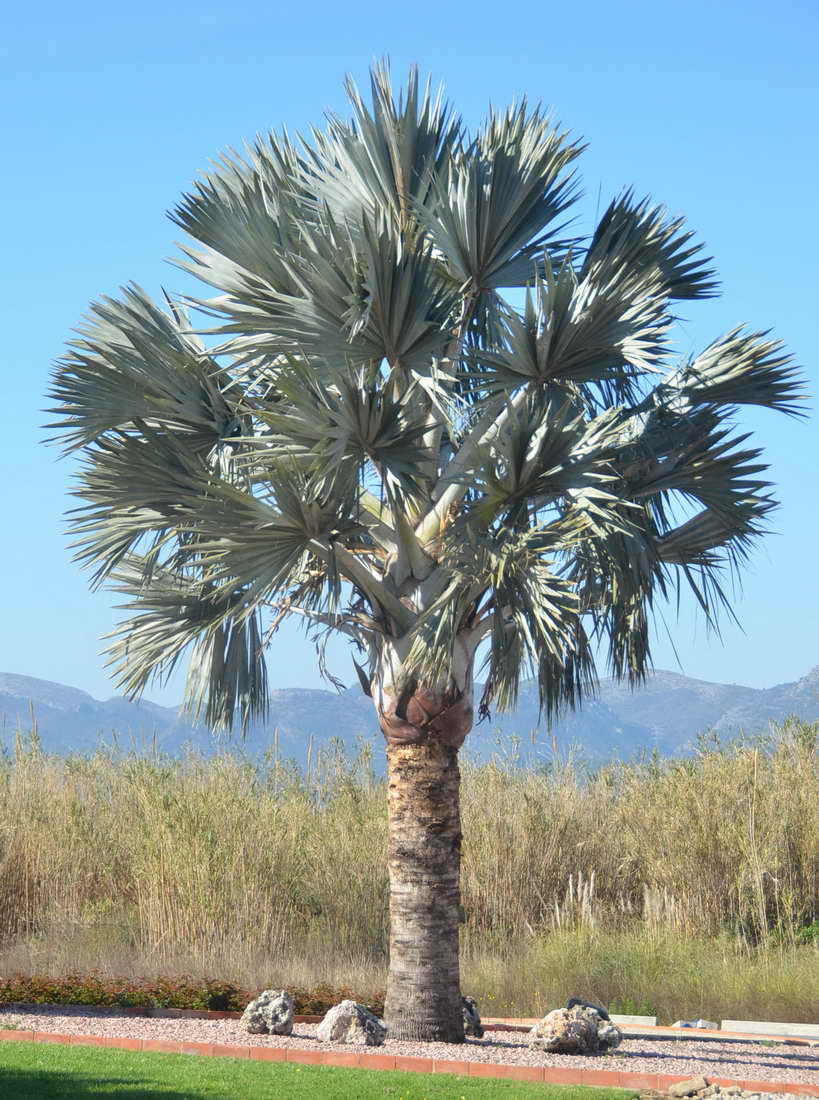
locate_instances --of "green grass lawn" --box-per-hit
[0,1040,639,1099]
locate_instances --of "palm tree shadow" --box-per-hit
[0,1066,193,1098]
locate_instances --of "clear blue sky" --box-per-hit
[2,0,817,704]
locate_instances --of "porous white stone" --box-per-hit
[316,1000,386,1046]
[528,1004,622,1054]
[239,989,294,1035]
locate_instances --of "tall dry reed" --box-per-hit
[0,721,816,1020]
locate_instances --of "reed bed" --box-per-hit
[0,720,816,1022]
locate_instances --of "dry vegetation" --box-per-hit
[0,721,816,1023]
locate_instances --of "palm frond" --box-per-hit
[468,251,669,401]
[188,207,381,368]
[464,390,617,524]
[667,327,805,415]
[309,61,462,229]
[357,217,458,372]
[622,422,773,523]
[171,134,306,291]
[187,205,458,378]
[184,613,268,732]
[583,191,718,301]
[256,362,432,504]
[406,524,590,715]
[656,501,772,567]
[47,286,237,453]
[105,556,267,732]
[605,591,653,682]
[68,428,212,587]
[420,102,583,290]
[568,500,665,682]
[189,466,358,617]
[475,527,591,714]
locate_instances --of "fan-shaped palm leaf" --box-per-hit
[105,556,268,731]
[421,102,583,291]
[308,62,462,230]
[466,249,668,402]
[47,286,238,454]
[582,191,718,301]
[667,327,804,415]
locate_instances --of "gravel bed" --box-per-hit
[1,1005,817,1085]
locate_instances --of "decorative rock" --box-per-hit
[528,1004,622,1054]
[462,995,484,1038]
[316,1000,387,1046]
[239,989,294,1035]
[668,1077,709,1097]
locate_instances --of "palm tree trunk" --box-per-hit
[383,736,465,1042]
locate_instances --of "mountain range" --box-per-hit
[1,664,817,769]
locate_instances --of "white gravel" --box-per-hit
[1,1005,817,1086]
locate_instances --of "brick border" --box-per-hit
[0,1029,816,1094]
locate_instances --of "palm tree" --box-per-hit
[49,65,802,1043]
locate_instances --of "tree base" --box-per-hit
[386,1015,466,1043]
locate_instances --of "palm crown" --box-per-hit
[49,64,802,743]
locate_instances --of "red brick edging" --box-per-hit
[0,1029,816,1095]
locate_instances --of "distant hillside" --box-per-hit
[1,666,817,769]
